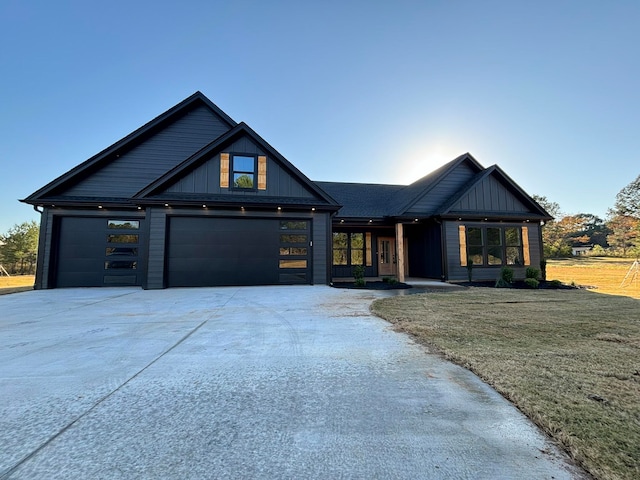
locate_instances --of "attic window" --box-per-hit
[232,155,255,189]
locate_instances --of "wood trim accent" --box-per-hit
[459,225,467,266]
[257,155,267,190]
[220,153,229,188]
[365,232,372,266]
[522,226,530,265]
[395,223,405,283]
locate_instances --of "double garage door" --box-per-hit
[53,216,311,288]
[166,217,311,287]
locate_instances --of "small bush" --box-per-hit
[549,279,562,287]
[354,278,366,287]
[540,259,547,281]
[466,259,473,282]
[495,278,511,288]
[499,266,514,284]
[526,267,541,280]
[524,278,539,289]
[353,265,365,280]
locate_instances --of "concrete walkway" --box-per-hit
[0,286,584,479]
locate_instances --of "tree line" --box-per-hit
[534,174,640,258]
[0,220,38,275]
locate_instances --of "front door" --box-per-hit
[378,237,397,276]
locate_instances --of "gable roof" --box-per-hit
[438,164,553,219]
[22,92,236,204]
[134,122,340,208]
[391,153,485,216]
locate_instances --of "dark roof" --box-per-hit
[390,153,484,215]
[437,164,553,219]
[135,122,340,208]
[22,92,236,204]
[314,181,405,218]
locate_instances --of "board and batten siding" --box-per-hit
[444,221,542,282]
[145,207,169,289]
[311,212,330,284]
[34,209,54,289]
[164,135,315,199]
[406,163,477,214]
[63,106,231,198]
[449,175,529,213]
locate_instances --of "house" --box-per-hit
[22,92,551,289]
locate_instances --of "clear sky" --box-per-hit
[2,0,639,233]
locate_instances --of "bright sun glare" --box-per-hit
[393,143,465,184]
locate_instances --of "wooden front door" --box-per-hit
[378,237,397,276]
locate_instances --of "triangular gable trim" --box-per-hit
[22,92,236,204]
[438,165,552,218]
[394,153,485,215]
[133,122,340,207]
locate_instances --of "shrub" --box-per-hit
[526,267,541,280]
[466,259,473,282]
[354,278,366,287]
[539,259,547,280]
[549,279,562,287]
[524,278,539,289]
[495,278,511,288]
[499,266,514,284]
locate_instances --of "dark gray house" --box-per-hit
[22,92,551,289]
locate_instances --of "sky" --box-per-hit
[1,0,639,233]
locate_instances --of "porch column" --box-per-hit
[395,222,405,283]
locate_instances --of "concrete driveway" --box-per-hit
[1,286,584,479]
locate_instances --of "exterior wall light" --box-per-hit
[98,205,103,209]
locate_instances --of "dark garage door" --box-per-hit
[166,217,311,287]
[55,217,143,288]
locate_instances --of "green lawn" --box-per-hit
[372,288,640,480]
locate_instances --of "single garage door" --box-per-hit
[55,217,143,287]
[166,217,311,287]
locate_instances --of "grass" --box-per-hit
[0,275,34,295]
[547,257,640,299]
[372,288,640,480]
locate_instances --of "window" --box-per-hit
[108,220,139,229]
[332,231,373,267]
[232,155,255,189]
[107,234,138,244]
[280,234,307,244]
[462,225,527,266]
[280,221,307,230]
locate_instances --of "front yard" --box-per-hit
[372,288,640,480]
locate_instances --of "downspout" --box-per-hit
[32,205,45,289]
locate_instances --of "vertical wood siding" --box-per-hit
[407,163,477,214]
[63,106,231,198]
[450,175,529,213]
[146,208,168,289]
[164,135,316,199]
[312,212,329,284]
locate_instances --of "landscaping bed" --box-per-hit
[331,281,412,290]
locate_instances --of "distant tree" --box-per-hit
[613,174,640,218]
[531,195,560,219]
[606,215,640,257]
[0,221,39,275]
[532,195,571,257]
[563,213,610,248]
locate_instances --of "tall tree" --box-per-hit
[0,221,39,275]
[613,174,640,218]
[532,195,571,257]
[606,215,640,257]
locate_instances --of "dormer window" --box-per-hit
[232,155,256,189]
